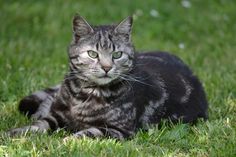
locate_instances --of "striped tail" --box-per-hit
[19,85,60,119]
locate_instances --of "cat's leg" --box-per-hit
[19,85,60,119]
[30,96,54,120]
[6,119,51,136]
[7,98,70,136]
[8,85,73,137]
[7,109,62,136]
[66,127,133,140]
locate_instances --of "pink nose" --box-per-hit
[102,66,112,73]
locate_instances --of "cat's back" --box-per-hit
[135,51,192,76]
[134,51,205,97]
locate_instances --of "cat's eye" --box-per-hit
[112,51,123,59]
[87,50,98,59]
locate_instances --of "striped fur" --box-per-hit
[7,15,208,140]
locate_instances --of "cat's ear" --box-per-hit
[72,14,94,40]
[114,16,133,37]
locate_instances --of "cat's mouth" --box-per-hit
[97,74,112,79]
[92,74,119,85]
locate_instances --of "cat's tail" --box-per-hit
[18,85,60,119]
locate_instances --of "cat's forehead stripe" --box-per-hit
[96,30,114,51]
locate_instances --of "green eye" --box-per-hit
[112,51,123,59]
[87,50,98,59]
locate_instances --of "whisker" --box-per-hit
[120,79,134,97]
[120,73,150,81]
[119,74,154,87]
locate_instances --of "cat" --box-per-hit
[7,14,208,140]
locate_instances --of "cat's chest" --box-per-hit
[71,96,110,115]
[69,90,111,121]
[69,95,135,125]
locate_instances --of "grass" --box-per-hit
[0,0,235,156]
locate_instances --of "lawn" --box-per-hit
[0,0,235,156]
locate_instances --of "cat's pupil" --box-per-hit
[112,51,123,59]
[88,50,98,58]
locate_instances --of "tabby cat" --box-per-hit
[8,14,208,140]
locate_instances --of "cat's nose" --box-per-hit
[102,66,112,73]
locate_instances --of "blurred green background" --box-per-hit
[0,0,235,156]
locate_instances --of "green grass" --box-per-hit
[0,0,236,156]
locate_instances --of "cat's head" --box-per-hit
[68,14,134,86]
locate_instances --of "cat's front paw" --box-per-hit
[63,128,101,142]
[72,127,104,139]
[6,126,31,137]
[6,126,45,137]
